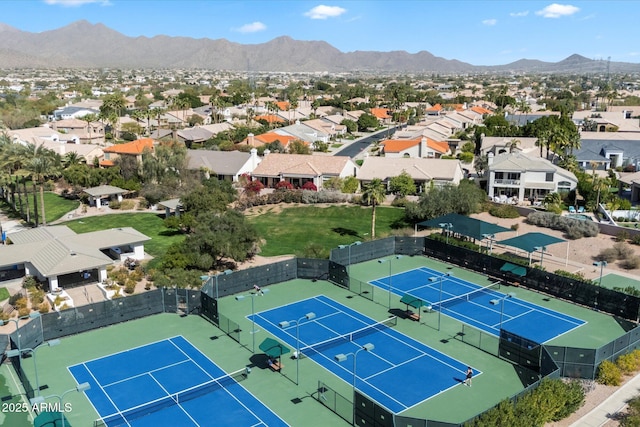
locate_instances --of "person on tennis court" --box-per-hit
[253,284,264,295]
[464,366,473,387]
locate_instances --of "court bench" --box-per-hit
[268,360,283,371]
[406,311,420,321]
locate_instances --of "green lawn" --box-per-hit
[64,213,184,258]
[247,205,408,256]
[0,192,79,224]
[0,287,9,302]
[54,205,407,262]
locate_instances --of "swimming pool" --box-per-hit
[566,213,593,221]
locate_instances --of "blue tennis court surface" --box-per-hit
[370,266,586,344]
[252,295,479,414]
[69,336,288,427]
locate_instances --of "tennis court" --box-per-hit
[370,266,586,344]
[68,336,288,427]
[252,295,479,414]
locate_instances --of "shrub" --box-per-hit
[527,211,598,239]
[621,256,640,270]
[124,279,136,295]
[12,297,28,310]
[489,204,520,218]
[109,200,121,209]
[616,230,630,242]
[274,181,294,190]
[17,307,30,317]
[554,270,587,281]
[614,242,635,259]
[22,276,38,289]
[631,235,640,246]
[596,248,618,263]
[616,351,640,374]
[119,200,136,210]
[29,288,45,306]
[391,196,408,207]
[38,302,50,314]
[467,378,584,426]
[301,181,317,191]
[597,360,622,386]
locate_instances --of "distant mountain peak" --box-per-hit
[0,23,19,33]
[0,21,638,73]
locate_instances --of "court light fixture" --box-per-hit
[490,292,516,331]
[279,312,316,385]
[236,288,270,353]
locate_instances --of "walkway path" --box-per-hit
[570,373,640,426]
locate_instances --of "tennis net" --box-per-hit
[433,282,502,311]
[299,316,397,358]
[96,367,250,427]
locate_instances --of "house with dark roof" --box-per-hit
[575,138,640,171]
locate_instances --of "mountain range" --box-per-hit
[1,20,639,74]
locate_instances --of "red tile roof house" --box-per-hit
[380,137,450,159]
[240,132,298,150]
[370,108,392,125]
[100,138,154,167]
[250,153,358,190]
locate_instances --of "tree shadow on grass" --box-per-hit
[331,227,359,237]
[158,229,184,237]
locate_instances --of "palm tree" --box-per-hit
[20,143,61,226]
[150,107,166,138]
[62,152,86,167]
[506,138,520,153]
[361,178,386,238]
[81,113,98,144]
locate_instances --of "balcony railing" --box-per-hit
[494,179,521,185]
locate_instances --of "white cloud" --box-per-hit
[482,19,497,26]
[510,11,529,17]
[304,5,347,20]
[44,0,110,6]
[234,22,267,33]
[535,3,580,18]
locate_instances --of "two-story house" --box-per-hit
[487,152,578,203]
[100,138,154,167]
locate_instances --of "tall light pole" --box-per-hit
[334,343,375,424]
[438,272,451,331]
[378,255,403,309]
[490,292,516,332]
[200,269,232,300]
[439,223,453,245]
[7,339,61,397]
[593,261,607,286]
[279,312,316,385]
[30,382,91,427]
[1,312,41,352]
[235,288,270,353]
[338,241,362,276]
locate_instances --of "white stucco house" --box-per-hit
[0,226,150,291]
[487,152,578,203]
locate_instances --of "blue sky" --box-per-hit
[2,0,639,66]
